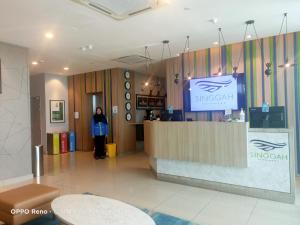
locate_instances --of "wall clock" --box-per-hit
[124,71,130,79]
[125,102,131,111]
[125,81,131,90]
[125,113,132,121]
[125,92,131,100]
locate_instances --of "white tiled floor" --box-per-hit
[1,151,300,225]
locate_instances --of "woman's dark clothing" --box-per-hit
[91,113,108,159]
[94,135,106,158]
[93,113,107,124]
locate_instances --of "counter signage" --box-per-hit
[248,132,289,163]
[247,132,290,192]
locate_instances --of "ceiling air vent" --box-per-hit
[113,55,151,65]
[71,0,160,20]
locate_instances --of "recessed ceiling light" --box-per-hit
[209,18,218,24]
[80,46,87,51]
[45,32,54,39]
[213,41,219,45]
[176,53,180,56]
[246,34,252,39]
[64,67,70,71]
[32,61,38,65]
[87,44,93,50]
[160,0,171,5]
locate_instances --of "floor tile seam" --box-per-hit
[150,190,180,212]
[190,191,220,223]
[245,198,259,225]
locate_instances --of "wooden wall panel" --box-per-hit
[144,121,248,167]
[111,68,136,154]
[85,72,96,94]
[96,71,104,93]
[82,90,93,152]
[68,76,75,131]
[74,74,84,151]
[103,69,113,143]
[166,57,182,109]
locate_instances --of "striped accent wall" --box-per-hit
[165,32,300,173]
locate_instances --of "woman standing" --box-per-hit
[91,107,108,159]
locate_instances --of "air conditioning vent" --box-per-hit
[113,55,151,65]
[71,0,161,20]
[88,3,112,15]
[128,7,152,16]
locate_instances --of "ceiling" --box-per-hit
[0,0,300,76]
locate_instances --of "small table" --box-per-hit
[51,194,155,225]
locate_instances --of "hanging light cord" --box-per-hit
[146,46,152,73]
[218,28,222,70]
[235,23,249,71]
[161,44,165,61]
[187,36,191,76]
[145,46,149,74]
[252,23,264,56]
[183,36,189,53]
[167,42,172,57]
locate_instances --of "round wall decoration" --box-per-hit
[125,113,132,121]
[124,71,130,79]
[125,102,131,111]
[125,92,131,100]
[125,81,131,90]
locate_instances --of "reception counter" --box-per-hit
[144,121,295,203]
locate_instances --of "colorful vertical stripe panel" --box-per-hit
[244,41,251,118]
[269,37,278,106]
[226,45,233,74]
[261,39,266,102]
[206,48,212,121]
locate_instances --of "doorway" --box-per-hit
[92,94,103,114]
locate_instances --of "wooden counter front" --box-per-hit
[144,121,247,168]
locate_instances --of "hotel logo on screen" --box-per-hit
[190,75,238,111]
[195,80,232,93]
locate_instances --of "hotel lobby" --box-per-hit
[0,0,300,225]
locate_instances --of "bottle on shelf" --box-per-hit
[262,101,269,112]
[240,108,245,122]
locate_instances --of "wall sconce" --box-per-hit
[265,63,272,76]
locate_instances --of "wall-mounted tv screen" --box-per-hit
[184,74,246,112]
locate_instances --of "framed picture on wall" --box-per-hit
[50,100,65,123]
[155,97,165,109]
[136,95,148,109]
[136,94,165,110]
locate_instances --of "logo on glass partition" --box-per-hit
[194,80,232,93]
[250,139,287,151]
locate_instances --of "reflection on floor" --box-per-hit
[1,152,300,225]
